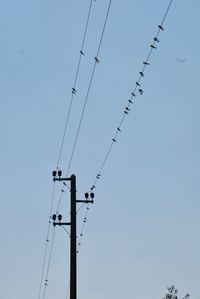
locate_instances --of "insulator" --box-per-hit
[85,192,89,199]
[90,192,94,199]
[58,214,62,221]
[52,170,57,177]
[52,214,57,221]
[58,170,62,177]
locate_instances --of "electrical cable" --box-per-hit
[62,225,70,236]
[42,1,174,299]
[38,183,56,299]
[42,227,56,299]
[56,0,95,169]
[88,0,174,192]
[77,205,90,253]
[55,0,113,224]
[38,2,96,295]
[76,0,175,268]
[65,0,113,177]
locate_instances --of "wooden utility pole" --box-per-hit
[52,171,94,299]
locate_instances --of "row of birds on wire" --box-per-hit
[38,0,174,298]
[75,0,174,272]
[77,22,168,260]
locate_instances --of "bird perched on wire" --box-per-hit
[94,56,100,63]
[154,37,160,43]
[138,89,143,95]
[158,24,164,31]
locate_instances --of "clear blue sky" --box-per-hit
[0,1,200,299]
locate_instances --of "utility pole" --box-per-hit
[52,171,94,299]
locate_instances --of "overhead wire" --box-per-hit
[41,0,174,298]
[65,0,113,177]
[55,0,113,215]
[38,183,56,299]
[76,0,174,262]
[89,0,174,192]
[77,205,90,254]
[56,0,95,169]
[42,227,56,299]
[38,1,96,298]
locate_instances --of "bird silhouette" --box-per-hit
[154,37,160,42]
[94,56,100,63]
[138,89,143,95]
[158,24,164,31]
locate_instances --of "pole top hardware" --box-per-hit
[52,170,72,181]
[52,213,71,227]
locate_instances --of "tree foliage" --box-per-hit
[163,286,190,299]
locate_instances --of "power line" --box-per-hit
[38,1,96,297]
[75,0,175,266]
[38,183,56,299]
[77,205,90,254]
[56,0,95,169]
[55,0,113,222]
[41,1,174,298]
[88,0,174,192]
[65,0,113,177]
[42,227,56,299]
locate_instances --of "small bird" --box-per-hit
[112,138,117,142]
[72,88,76,94]
[117,127,121,132]
[138,89,143,95]
[126,107,130,111]
[139,71,144,77]
[158,24,164,31]
[80,50,84,55]
[129,99,133,104]
[150,44,157,49]
[154,37,160,42]
[94,56,100,63]
[143,61,150,65]
[124,110,129,115]
[136,81,141,86]
[131,92,136,97]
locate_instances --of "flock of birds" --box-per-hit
[89,24,165,192]
[39,0,175,298]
